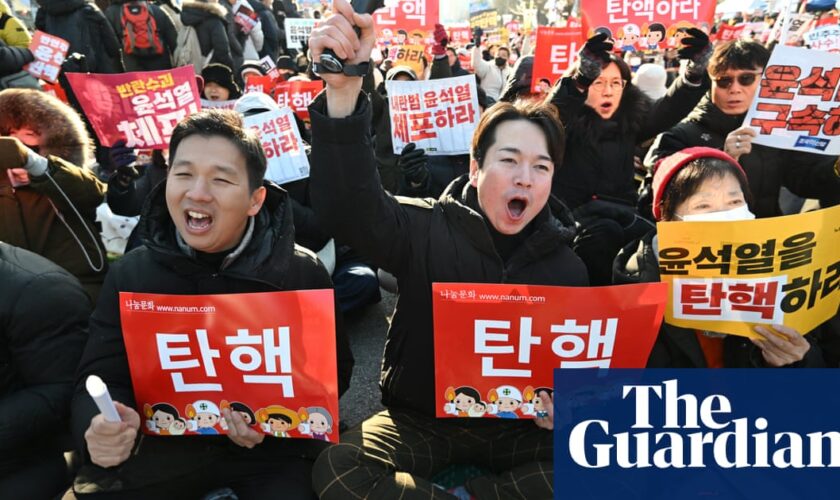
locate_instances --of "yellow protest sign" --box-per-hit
[656,204,840,338]
[389,44,427,79]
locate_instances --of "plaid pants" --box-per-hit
[312,410,553,500]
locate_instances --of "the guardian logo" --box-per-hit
[568,379,840,469]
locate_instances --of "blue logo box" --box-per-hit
[554,369,840,500]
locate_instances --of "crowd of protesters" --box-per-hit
[0,0,839,498]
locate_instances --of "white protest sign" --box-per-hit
[385,75,479,156]
[742,45,840,156]
[243,108,310,185]
[232,0,259,34]
[805,26,840,53]
[285,18,318,49]
[200,99,238,110]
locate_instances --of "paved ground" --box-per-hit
[338,290,396,429]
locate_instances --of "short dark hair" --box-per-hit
[230,402,255,423]
[660,157,753,221]
[454,386,481,401]
[709,40,770,77]
[268,413,293,425]
[169,110,266,192]
[152,403,179,418]
[471,101,565,169]
[649,22,666,36]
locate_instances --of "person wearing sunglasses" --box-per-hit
[646,39,840,219]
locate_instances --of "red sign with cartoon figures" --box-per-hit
[66,67,200,149]
[120,291,340,441]
[274,80,324,120]
[26,30,69,83]
[432,283,667,419]
[374,0,439,47]
[580,0,716,52]
[530,27,584,94]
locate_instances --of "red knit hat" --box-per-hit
[652,147,747,221]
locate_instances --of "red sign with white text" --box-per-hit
[26,30,69,83]
[447,25,472,46]
[274,80,323,120]
[531,27,584,94]
[67,67,200,148]
[120,291,339,441]
[433,283,667,419]
[374,0,439,46]
[714,23,746,43]
[245,75,275,96]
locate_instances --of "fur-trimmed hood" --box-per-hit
[181,0,227,24]
[0,89,93,167]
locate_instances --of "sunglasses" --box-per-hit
[714,72,761,89]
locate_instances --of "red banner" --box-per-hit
[244,75,275,96]
[274,80,323,120]
[26,30,69,83]
[433,283,667,419]
[374,0,439,47]
[120,291,339,441]
[580,0,716,51]
[714,23,746,43]
[531,27,584,94]
[66,67,200,149]
[447,25,472,46]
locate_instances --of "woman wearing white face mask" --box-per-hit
[613,147,827,368]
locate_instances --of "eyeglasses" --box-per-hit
[713,72,761,89]
[590,79,626,92]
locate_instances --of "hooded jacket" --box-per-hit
[309,92,588,416]
[646,95,840,218]
[71,180,354,493]
[35,0,124,73]
[613,230,827,368]
[0,89,107,301]
[181,0,234,70]
[105,0,179,71]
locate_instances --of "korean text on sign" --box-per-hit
[432,282,667,419]
[232,0,259,34]
[243,107,310,185]
[657,204,840,338]
[805,26,840,53]
[374,0,439,43]
[742,45,840,155]
[274,80,323,120]
[26,30,69,83]
[388,44,427,79]
[285,18,318,50]
[386,75,479,156]
[120,291,339,441]
[530,27,583,93]
[66,67,201,149]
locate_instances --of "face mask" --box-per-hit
[677,205,755,222]
[495,57,507,67]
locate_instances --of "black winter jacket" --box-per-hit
[646,95,840,218]
[0,39,33,76]
[36,0,124,73]
[248,0,279,61]
[309,92,589,416]
[613,230,827,368]
[71,181,353,492]
[547,75,707,209]
[180,1,234,70]
[105,0,179,72]
[0,243,89,476]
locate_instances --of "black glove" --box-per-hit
[472,27,484,46]
[398,142,429,187]
[575,33,613,88]
[108,139,140,188]
[677,28,712,82]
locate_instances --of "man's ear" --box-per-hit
[469,158,479,188]
[247,186,267,216]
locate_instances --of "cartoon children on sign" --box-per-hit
[186,400,222,435]
[219,400,257,431]
[520,387,553,418]
[488,385,524,419]
[617,23,641,52]
[144,403,187,435]
[443,386,482,417]
[643,23,666,50]
[298,406,334,441]
[256,405,301,438]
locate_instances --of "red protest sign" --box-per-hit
[274,80,323,120]
[245,75,275,96]
[447,25,472,46]
[374,0,439,47]
[120,291,339,441]
[232,0,259,34]
[433,283,667,419]
[531,27,584,94]
[42,81,69,104]
[580,0,716,51]
[26,30,69,83]
[66,67,200,149]
[714,23,746,43]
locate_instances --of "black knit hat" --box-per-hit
[201,63,241,98]
[275,55,297,72]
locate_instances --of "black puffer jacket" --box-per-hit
[180,0,234,70]
[71,181,354,492]
[105,0,179,71]
[613,230,827,368]
[646,95,840,218]
[0,242,89,477]
[547,75,707,210]
[36,0,124,73]
[309,92,589,417]
[0,39,33,76]
[248,0,279,61]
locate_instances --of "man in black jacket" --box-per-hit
[105,0,178,72]
[0,242,89,498]
[307,2,587,498]
[70,109,353,498]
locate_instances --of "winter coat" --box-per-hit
[248,0,279,61]
[309,92,589,417]
[180,0,234,70]
[156,0,183,33]
[0,89,107,301]
[0,37,33,76]
[449,59,469,77]
[547,75,707,210]
[645,95,840,218]
[0,243,89,479]
[35,0,124,73]
[613,230,827,368]
[471,46,510,100]
[398,153,470,199]
[0,2,31,48]
[105,0,179,72]
[71,180,354,493]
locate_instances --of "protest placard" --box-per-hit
[243,107,310,184]
[530,27,583,94]
[742,45,840,155]
[374,0,439,46]
[656,205,840,338]
[274,80,323,120]
[67,67,200,149]
[120,291,339,440]
[783,13,815,46]
[805,25,840,53]
[388,44,427,77]
[386,75,479,156]
[244,75,274,95]
[25,30,68,83]
[714,23,745,42]
[447,25,472,46]
[580,0,716,51]
[285,18,318,50]
[42,81,69,104]
[232,0,259,34]
[432,282,667,419]
[469,10,498,30]
[200,98,238,110]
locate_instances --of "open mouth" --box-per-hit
[600,102,614,114]
[507,197,528,220]
[185,209,213,234]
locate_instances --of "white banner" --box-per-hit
[243,108,310,185]
[284,18,318,50]
[805,26,840,53]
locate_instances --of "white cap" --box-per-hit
[234,92,280,116]
[632,63,668,101]
[192,400,220,416]
[496,385,523,401]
